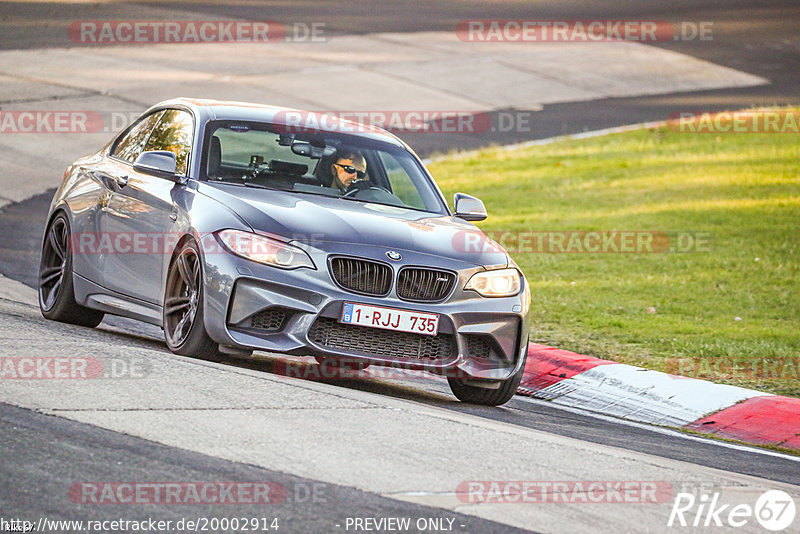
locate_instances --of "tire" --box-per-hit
[38,213,104,327]
[447,340,528,406]
[163,238,221,362]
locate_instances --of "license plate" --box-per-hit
[340,302,439,336]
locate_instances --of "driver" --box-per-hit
[330,151,367,193]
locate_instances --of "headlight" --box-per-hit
[218,230,315,270]
[465,268,521,297]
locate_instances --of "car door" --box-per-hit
[100,108,194,304]
[76,111,162,289]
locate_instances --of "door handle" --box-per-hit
[90,170,113,185]
[91,171,124,191]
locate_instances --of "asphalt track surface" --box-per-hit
[1,1,799,532]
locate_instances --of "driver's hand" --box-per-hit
[344,180,371,194]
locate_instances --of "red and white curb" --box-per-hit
[518,343,800,451]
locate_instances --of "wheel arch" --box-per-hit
[42,203,76,275]
[43,202,74,238]
[161,231,204,306]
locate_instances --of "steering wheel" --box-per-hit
[342,180,392,197]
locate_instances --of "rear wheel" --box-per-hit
[38,213,104,327]
[447,341,528,406]
[163,239,221,361]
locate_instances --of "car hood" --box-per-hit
[200,183,509,268]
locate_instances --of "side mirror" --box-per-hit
[133,151,181,182]
[454,193,488,221]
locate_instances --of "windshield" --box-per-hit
[200,120,447,214]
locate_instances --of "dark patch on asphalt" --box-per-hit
[0,403,533,534]
[0,189,52,287]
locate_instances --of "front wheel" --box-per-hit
[39,213,104,327]
[447,342,528,406]
[163,239,221,361]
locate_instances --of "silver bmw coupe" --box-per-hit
[39,98,530,405]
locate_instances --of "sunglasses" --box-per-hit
[335,163,366,179]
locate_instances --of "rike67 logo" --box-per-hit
[668,490,796,531]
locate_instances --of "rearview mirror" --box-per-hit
[454,193,488,221]
[133,151,182,182]
[291,140,337,159]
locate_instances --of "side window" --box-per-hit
[377,152,426,210]
[112,111,163,163]
[145,109,194,175]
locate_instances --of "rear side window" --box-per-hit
[112,111,164,163]
[145,109,194,175]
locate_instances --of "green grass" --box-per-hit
[428,119,800,397]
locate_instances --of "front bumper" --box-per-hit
[200,240,531,381]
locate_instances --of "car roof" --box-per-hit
[148,97,407,148]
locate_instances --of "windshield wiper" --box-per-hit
[336,195,423,211]
[213,180,286,192]
[242,182,286,191]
